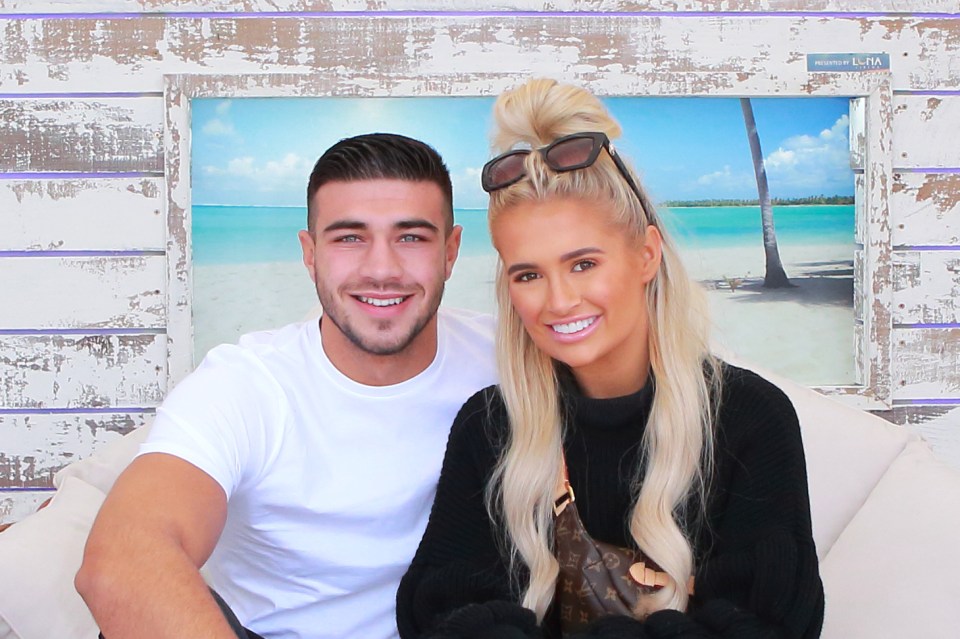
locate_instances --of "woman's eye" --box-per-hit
[572,260,596,272]
[515,272,539,283]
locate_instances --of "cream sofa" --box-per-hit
[1,364,958,638]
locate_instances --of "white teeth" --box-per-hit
[552,317,596,334]
[359,296,404,307]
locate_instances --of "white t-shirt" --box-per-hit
[140,308,497,639]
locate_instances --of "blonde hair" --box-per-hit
[484,79,722,621]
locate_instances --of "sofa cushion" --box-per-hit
[54,423,151,494]
[716,352,915,560]
[820,439,960,638]
[0,477,104,639]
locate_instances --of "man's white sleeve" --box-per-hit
[138,344,282,499]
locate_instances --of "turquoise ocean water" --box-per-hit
[192,204,855,265]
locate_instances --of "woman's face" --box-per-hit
[491,196,662,398]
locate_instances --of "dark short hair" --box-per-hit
[306,133,454,233]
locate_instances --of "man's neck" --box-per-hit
[318,319,440,387]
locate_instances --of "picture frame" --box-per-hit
[164,70,892,409]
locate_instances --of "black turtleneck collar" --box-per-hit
[557,365,655,433]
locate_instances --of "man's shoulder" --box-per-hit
[439,307,495,333]
[438,307,495,349]
[201,321,311,371]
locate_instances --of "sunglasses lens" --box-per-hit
[544,135,598,170]
[484,152,528,191]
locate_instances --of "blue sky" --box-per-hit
[192,95,853,209]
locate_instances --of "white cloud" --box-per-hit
[215,101,231,116]
[761,114,852,193]
[697,165,733,186]
[201,118,235,137]
[453,166,488,210]
[201,154,312,193]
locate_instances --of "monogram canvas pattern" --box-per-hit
[554,498,657,635]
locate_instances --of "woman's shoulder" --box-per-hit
[448,384,511,453]
[714,362,802,447]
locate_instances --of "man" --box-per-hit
[76,133,497,638]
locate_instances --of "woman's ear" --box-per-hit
[637,224,663,284]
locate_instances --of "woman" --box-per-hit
[397,79,823,638]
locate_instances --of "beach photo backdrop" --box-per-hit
[191,95,855,385]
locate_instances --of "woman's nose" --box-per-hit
[546,276,579,315]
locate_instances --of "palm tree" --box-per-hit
[740,98,792,288]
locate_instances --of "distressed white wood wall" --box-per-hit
[1,1,959,523]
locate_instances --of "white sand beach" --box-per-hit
[193,241,855,386]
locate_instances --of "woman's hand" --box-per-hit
[426,601,543,639]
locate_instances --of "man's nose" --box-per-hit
[359,240,404,281]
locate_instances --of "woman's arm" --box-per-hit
[574,368,824,639]
[397,388,539,639]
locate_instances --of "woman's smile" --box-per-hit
[492,196,662,398]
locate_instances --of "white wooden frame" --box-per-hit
[165,71,893,409]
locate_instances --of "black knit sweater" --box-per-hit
[397,364,824,639]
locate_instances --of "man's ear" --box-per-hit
[638,224,662,284]
[298,230,317,285]
[444,224,463,281]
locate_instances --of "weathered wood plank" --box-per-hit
[0,412,149,489]
[0,98,163,173]
[874,404,960,471]
[0,256,166,329]
[2,17,960,93]
[0,1,958,14]
[892,251,960,325]
[892,328,960,400]
[0,334,166,409]
[891,173,960,247]
[892,95,960,169]
[0,490,50,526]
[0,178,164,251]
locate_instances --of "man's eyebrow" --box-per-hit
[395,219,440,233]
[506,247,603,276]
[322,220,367,233]
[321,219,440,234]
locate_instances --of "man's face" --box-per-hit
[299,179,460,376]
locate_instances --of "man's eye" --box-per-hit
[335,235,362,243]
[399,234,425,242]
[572,260,596,272]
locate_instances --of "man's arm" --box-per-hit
[75,452,239,638]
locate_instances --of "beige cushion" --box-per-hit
[0,477,104,639]
[780,382,914,559]
[820,440,960,638]
[716,350,914,559]
[54,423,151,494]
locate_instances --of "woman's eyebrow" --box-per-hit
[560,247,603,262]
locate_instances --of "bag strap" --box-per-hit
[553,454,575,516]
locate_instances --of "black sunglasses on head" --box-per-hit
[480,132,649,219]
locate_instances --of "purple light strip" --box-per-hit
[892,245,960,251]
[0,487,56,493]
[0,407,155,414]
[0,172,162,180]
[0,328,163,336]
[2,11,958,20]
[0,250,164,257]
[0,92,160,98]
[893,398,960,406]
[895,168,960,174]
[893,323,960,329]
[896,90,960,96]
